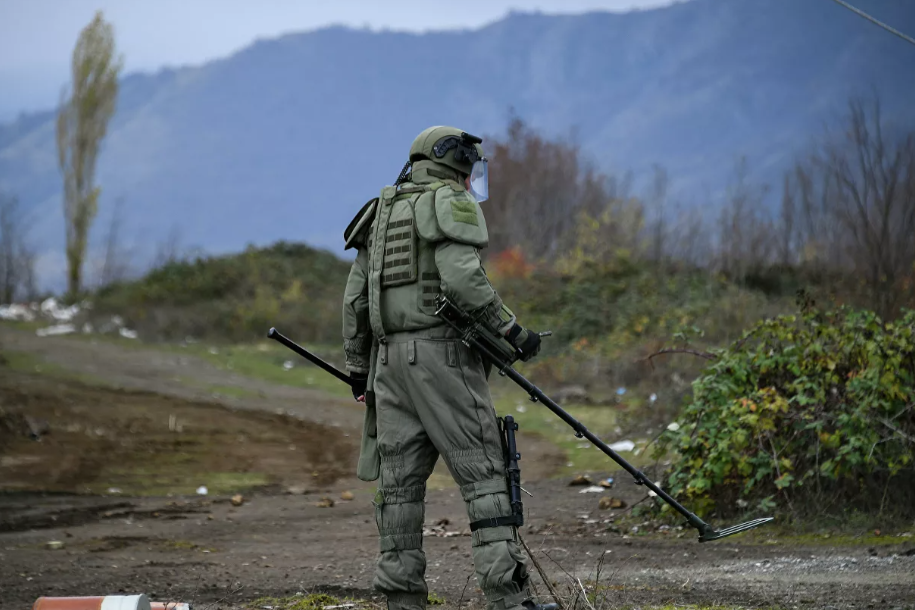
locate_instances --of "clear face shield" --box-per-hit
[468,158,489,202]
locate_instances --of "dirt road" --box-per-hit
[2,325,914,609]
[3,479,913,610]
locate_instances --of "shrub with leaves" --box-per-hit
[92,241,349,342]
[657,306,915,517]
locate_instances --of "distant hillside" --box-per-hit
[1,0,914,287]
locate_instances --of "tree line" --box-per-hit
[486,98,915,319]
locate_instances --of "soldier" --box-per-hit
[342,126,551,610]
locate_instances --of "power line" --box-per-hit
[828,0,915,47]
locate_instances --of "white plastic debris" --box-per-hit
[667,422,681,432]
[40,297,82,322]
[36,323,76,337]
[196,485,208,496]
[608,440,636,452]
[515,404,527,413]
[98,315,126,334]
[647,481,662,497]
[650,393,658,402]
[119,327,138,339]
[0,303,35,321]
[107,487,123,495]
[283,360,294,371]
[578,486,606,494]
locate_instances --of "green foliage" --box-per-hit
[426,592,446,605]
[250,594,345,610]
[657,306,915,516]
[93,241,350,343]
[492,259,789,417]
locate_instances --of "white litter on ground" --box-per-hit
[0,303,36,321]
[608,440,636,452]
[40,297,83,322]
[36,323,77,337]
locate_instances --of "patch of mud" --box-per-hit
[0,500,135,533]
[0,366,358,496]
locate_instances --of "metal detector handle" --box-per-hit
[267,327,354,387]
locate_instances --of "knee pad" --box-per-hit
[460,477,521,547]
[374,483,426,551]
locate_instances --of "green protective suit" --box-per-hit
[342,158,529,610]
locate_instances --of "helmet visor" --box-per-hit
[468,159,489,202]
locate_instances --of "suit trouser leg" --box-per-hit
[372,341,439,610]
[400,338,531,610]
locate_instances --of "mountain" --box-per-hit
[1,0,914,287]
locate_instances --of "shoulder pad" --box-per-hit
[434,184,488,248]
[414,190,444,242]
[344,198,377,250]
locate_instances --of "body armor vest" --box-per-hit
[366,181,446,341]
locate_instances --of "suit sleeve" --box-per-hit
[434,241,515,336]
[342,246,372,374]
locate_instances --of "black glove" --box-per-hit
[350,372,368,401]
[507,323,542,362]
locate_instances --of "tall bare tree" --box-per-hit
[716,157,774,284]
[486,117,620,258]
[56,11,122,297]
[789,97,915,316]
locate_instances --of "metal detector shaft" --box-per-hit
[451,324,772,542]
[267,327,354,387]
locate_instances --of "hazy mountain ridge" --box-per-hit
[1,0,913,286]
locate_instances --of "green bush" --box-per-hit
[92,241,350,343]
[657,307,915,518]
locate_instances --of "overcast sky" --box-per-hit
[0,0,679,120]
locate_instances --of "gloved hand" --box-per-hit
[507,323,542,362]
[350,372,368,402]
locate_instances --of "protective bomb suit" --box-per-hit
[342,126,543,610]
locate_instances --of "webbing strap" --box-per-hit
[380,532,424,552]
[468,514,523,532]
[376,484,425,505]
[471,524,518,547]
[368,186,397,342]
[460,477,509,501]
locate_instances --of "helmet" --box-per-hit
[409,126,485,177]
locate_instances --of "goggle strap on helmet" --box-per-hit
[432,132,484,166]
